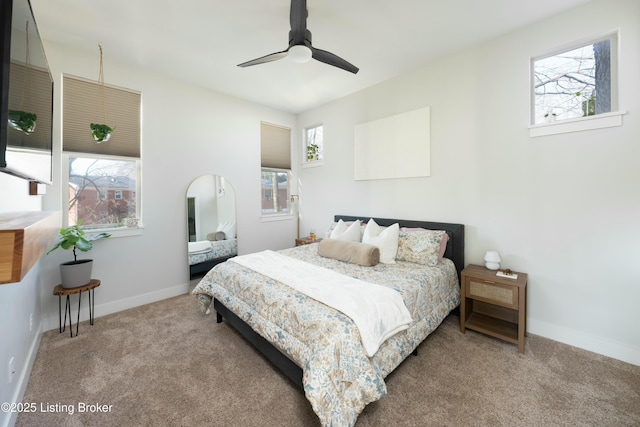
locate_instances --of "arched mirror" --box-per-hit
[187,175,237,279]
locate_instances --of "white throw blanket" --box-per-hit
[188,240,211,254]
[230,250,413,357]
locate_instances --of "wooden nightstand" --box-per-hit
[460,264,528,353]
[295,237,322,246]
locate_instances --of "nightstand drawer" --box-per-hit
[467,279,518,309]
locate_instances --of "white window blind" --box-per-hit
[260,122,291,169]
[63,74,141,157]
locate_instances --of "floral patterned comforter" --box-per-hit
[192,243,460,427]
[188,239,237,266]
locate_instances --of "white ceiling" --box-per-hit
[30,0,592,114]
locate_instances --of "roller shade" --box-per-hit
[260,122,291,169]
[63,74,140,157]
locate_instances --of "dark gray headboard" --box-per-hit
[334,215,465,281]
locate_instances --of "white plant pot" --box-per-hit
[60,259,93,288]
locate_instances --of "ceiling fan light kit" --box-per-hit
[238,0,358,74]
[288,45,312,63]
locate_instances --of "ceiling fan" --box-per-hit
[237,0,359,74]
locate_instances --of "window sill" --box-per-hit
[85,226,143,238]
[302,160,324,169]
[261,213,294,222]
[529,111,626,138]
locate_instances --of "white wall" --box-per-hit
[0,174,47,427]
[297,0,640,365]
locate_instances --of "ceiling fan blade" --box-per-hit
[237,50,289,68]
[290,0,308,42]
[311,47,359,74]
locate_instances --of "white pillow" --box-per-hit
[216,220,236,240]
[329,219,361,242]
[362,219,399,264]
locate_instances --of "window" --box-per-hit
[304,124,323,164]
[261,168,290,214]
[532,33,618,125]
[67,155,138,228]
[260,122,291,217]
[63,75,141,229]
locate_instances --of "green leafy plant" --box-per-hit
[576,91,596,117]
[90,123,113,143]
[307,143,319,161]
[8,110,37,134]
[47,220,111,262]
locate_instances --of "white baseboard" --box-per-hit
[2,323,42,427]
[42,283,190,333]
[528,318,640,366]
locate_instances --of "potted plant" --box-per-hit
[307,143,319,161]
[47,220,111,288]
[90,123,113,143]
[123,216,138,228]
[8,110,37,134]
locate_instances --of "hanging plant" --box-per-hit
[8,110,37,134]
[91,44,113,142]
[90,123,113,143]
[10,21,37,135]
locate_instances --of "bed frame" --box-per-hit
[214,215,465,388]
[190,255,234,279]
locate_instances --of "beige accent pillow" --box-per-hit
[317,238,380,267]
[206,231,227,241]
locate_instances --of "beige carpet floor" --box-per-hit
[16,293,640,427]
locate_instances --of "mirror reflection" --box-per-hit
[187,175,237,279]
[3,0,54,183]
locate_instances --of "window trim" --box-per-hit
[529,31,622,137]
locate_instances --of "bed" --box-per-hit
[188,238,237,278]
[192,215,464,426]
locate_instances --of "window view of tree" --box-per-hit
[305,125,323,162]
[261,168,289,214]
[68,156,137,228]
[533,37,613,124]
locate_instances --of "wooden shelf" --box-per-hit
[0,211,61,284]
[465,312,518,344]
